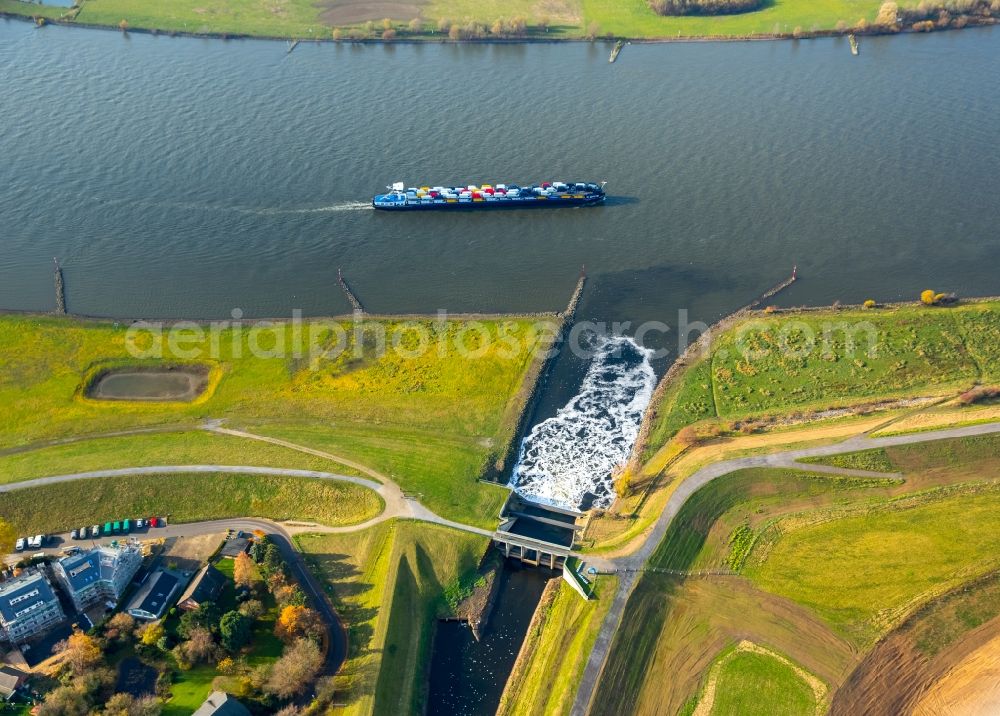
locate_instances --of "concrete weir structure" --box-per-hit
[493,494,583,570]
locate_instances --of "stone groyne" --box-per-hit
[337,267,364,313]
[53,258,66,315]
[627,266,798,471]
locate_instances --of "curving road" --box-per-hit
[569,420,1000,716]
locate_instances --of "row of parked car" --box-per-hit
[14,534,49,552]
[14,516,166,552]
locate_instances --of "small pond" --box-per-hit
[87,366,209,401]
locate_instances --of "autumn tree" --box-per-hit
[140,621,165,646]
[180,627,217,664]
[37,685,89,716]
[104,693,163,716]
[59,629,103,674]
[106,612,136,642]
[275,605,325,642]
[233,552,260,590]
[408,17,422,33]
[265,638,324,698]
[239,599,264,619]
[921,289,938,305]
[220,610,252,652]
[876,1,899,25]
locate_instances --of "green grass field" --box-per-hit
[0,314,542,525]
[593,433,1000,714]
[697,646,820,716]
[799,447,895,473]
[642,302,999,455]
[497,576,617,716]
[0,0,919,39]
[297,520,487,716]
[0,430,365,483]
[0,471,382,538]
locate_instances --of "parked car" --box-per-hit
[103,522,113,536]
[28,535,43,549]
[92,524,101,538]
[123,519,131,533]
[112,521,122,534]
[148,517,160,528]
[80,526,90,539]
[71,529,79,540]
[15,538,25,552]
[135,518,145,530]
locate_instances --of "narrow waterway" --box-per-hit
[426,563,553,716]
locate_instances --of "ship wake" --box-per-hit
[510,334,656,511]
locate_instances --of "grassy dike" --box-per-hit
[0,471,383,536]
[2,0,990,41]
[296,521,488,716]
[0,313,549,526]
[591,433,1000,715]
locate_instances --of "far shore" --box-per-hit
[2,8,997,46]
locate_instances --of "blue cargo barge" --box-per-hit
[372,181,606,210]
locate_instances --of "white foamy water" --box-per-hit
[510,334,656,510]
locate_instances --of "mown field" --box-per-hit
[497,575,617,716]
[642,302,1000,458]
[0,429,365,483]
[297,520,487,716]
[593,432,1000,714]
[0,471,383,538]
[0,315,543,525]
[687,644,822,716]
[0,0,905,39]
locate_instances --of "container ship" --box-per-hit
[372,181,606,210]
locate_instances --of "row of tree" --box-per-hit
[649,0,765,16]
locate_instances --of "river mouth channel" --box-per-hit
[427,562,554,716]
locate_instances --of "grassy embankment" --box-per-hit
[0,0,928,40]
[592,432,1000,715]
[584,301,1000,550]
[0,314,546,527]
[296,520,487,716]
[496,576,617,716]
[0,472,383,536]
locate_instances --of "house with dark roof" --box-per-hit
[53,543,143,611]
[177,564,226,612]
[192,690,252,716]
[0,665,27,701]
[0,571,65,643]
[126,570,181,621]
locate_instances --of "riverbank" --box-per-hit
[2,0,997,44]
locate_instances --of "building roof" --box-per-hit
[178,564,226,607]
[192,691,252,716]
[219,537,250,558]
[57,543,141,593]
[129,571,180,618]
[0,666,26,697]
[0,572,58,625]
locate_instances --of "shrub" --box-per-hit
[118,19,128,31]
[958,385,1000,405]
[864,299,877,309]
[331,28,342,40]
[676,426,699,447]
[382,28,396,40]
[921,289,938,305]
[650,0,765,15]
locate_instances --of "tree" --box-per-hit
[261,543,284,577]
[265,638,323,698]
[220,610,253,652]
[436,17,451,33]
[239,599,264,619]
[118,18,129,32]
[613,468,632,499]
[181,627,217,664]
[331,28,342,40]
[921,289,938,305]
[382,28,397,40]
[105,693,163,716]
[864,299,877,309]
[106,612,136,642]
[140,621,164,646]
[179,601,220,638]
[233,552,260,590]
[876,1,899,25]
[408,17,422,33]
[36,685,89,716]
[676,426,699,447]
[59,629,103,675]
[275,605,325,642]
[381,17,392,30]
[586,21,601,39]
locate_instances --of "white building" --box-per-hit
[53,543,143,611]
[0,571,65,644]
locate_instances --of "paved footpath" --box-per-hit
[569,421,1000,716]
